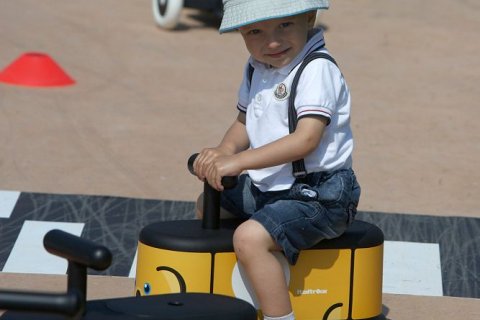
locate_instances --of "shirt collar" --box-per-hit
[249,28,326,75]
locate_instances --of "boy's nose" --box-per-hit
[266,34,282,49]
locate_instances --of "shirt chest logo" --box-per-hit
[274,83,289,100]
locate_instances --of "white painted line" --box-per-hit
[0,190,21,218]
[128,248,138,278]
[2,220,85,274]
[383,240,443,296]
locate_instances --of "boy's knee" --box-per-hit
[233,220,273,257]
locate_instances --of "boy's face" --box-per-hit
[239,12,316,68]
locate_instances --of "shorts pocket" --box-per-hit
[315,170,350,206]
[300,202,344,241]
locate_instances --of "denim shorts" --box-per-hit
[221,169,361,265]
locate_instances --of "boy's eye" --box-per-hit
[280,22,293,28]
[248,29,261,35]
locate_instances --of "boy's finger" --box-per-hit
[214,171,224,191]
[217,179,224,192]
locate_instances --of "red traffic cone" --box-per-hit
[0,52,75,87]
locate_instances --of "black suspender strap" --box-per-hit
[247,64,254,90]
[246,51,339,179]
[288,52,338,178]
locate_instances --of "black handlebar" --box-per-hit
[188,153,238,230]
[0,230,113,318]
[0,291,82,317]
[44,229,112,271]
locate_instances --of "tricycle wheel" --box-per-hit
[152,0,184,29]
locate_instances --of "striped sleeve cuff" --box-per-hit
[237,103,247,113]
[297,107,332,125]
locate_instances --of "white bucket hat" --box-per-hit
[219,0,329,33]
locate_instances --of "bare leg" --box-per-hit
[233,220,292,317]
[195,194,203,219]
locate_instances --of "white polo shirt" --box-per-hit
[236,29,354,192]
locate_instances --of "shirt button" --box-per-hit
[262,79,267,83]
[256,94,262,102]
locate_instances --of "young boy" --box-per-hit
[193,1,360,319]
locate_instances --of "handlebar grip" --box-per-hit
[0,291,81,316]
[187,153,238,189]
[43,230,112,271]
[187,153,198,175]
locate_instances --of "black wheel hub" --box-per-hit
[158,0,168,16]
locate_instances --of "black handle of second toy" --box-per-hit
[44,230,112,271]
[0,230,113,317]
[0,291,82,317]
[188,153,238,229]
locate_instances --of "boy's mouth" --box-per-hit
[265,48,290,58]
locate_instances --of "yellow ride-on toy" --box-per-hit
[135,154,386,320]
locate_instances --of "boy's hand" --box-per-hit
[193,147,232,182]
[205,155,243,191]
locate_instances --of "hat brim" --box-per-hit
[219,0,329,33]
